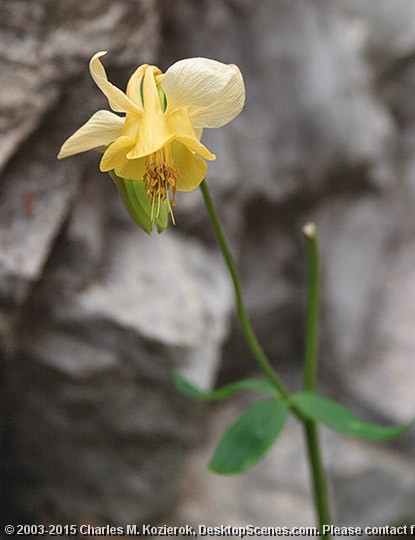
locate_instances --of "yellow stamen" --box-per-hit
[143,146,179,222]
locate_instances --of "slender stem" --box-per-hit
[304,422,331,535]
[303,222,320,391]
[199,180,289,400]
[199,182,331,533]
[302,223,331,537]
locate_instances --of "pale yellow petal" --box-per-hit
[127,66,173,159]
[115,156,147,180]
[171,141,208,192]
[189,64,245,128]
[100,136,135,172]
[194,127,203,140]
[175,135,216,161]
[57,110,124,159]
[167,108,215,161]
[126,64,147,106]
[167,107,197,138]
[90,52,142,114]
[121,112,141,140]
[162,58,233,113]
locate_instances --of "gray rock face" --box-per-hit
[0,0,233,525]
[10,220,231,523]
[0,0,159,355]
[161,0,398,376]
[0,0,158,170]
[160,0,415,532]
[2,0,415,530]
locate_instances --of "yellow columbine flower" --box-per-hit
[58,52,245,226]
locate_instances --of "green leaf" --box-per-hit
[292,392,411,440]
[110,173,152,233]
[209,399,289,474]
[109,172,169,234]
[173,373,279,401]
[155,195,168,233]
[129,177,168,233]
[124,179,153,232]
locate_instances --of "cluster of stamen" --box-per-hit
[143,147,179,223]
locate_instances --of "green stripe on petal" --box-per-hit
[127,66,173,160]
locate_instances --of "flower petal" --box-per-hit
[167,108,216,161]
[161,58,234,113]
[115,156,147,180]
[194,127,203,140]
[175,135,216,161]
[127,66,173,159]
[100,135,135,172]
[171,141,208,192]
[121,112,141,140]
[90,52,142,114]
[126,64,147,106]
[167,107,197,138]
[189,64,245,128]
[57,110,124,159]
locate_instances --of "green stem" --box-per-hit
[199,180,289,400]
[302,223,331,537]
[304,422,331,535]
[303,223,320,391]
[200,182,331,533]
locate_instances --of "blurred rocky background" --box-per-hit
[1,0,415,536]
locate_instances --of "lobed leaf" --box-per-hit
[292,392,411,440]
[209,399,289,474]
